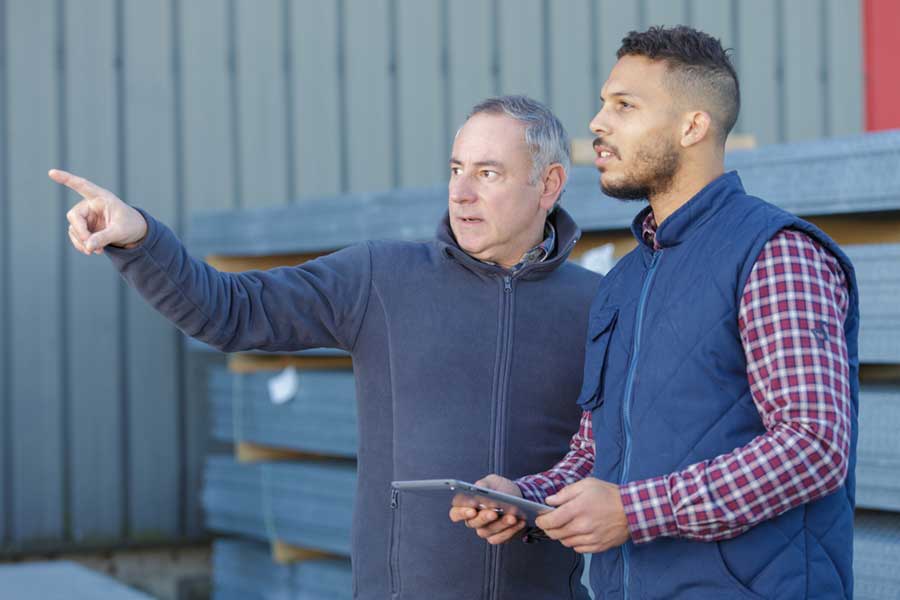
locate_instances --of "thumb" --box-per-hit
[546,481,584,507]
[85,227,119,252]
[475,474,502,489]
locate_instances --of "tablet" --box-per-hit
[391,479,553,525]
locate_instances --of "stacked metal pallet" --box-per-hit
[208,365,358,459]
[191,129,900,597]
[197,345,358,597]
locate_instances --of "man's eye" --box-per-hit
[450,167,462,175]
[618,101,633,110]
[481,170,498,180]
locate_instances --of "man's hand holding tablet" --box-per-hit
[448,474,531,544]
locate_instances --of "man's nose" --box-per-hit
[589,107,610,137]
[449,177,476,204]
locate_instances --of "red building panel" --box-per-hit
[864,0,900,130]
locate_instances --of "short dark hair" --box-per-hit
[617,26,740,144]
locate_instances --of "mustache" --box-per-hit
[593,137,620,158]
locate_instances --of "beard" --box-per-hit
[600,138,681,201]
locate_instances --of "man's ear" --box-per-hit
[540,163,567,212]
[680,111,712,148]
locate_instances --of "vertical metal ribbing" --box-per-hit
[0,0,12,549]
[113,0,131,540]
[388,0,401,188]
[226,0,242,208]
[775,0,786,143]
[336,0,349,193]
[170,0,188,537]
[730,0,743,134]
[819,0,830,138]
[542,0,552,106]
[55,0,72,544]
[439,0,452,153]
[490,0,500,95]
[589,0,600,116]
[282,0,296,202]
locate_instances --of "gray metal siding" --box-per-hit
[64,0,124,545]
[181,0,236,213]
[236,0,289,208]
[447,0,494,134]
[345,0,393,192]
[0,0,867,554]
[122,0,182,541]
[0,0,8,548]
[549,0,594,140]
[396,0,447,188]
[291,0,344,198]
[8,0,65,546]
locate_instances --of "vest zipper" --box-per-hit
[389,487,401,595]
[621,250,661,600]
[487,274,515,600]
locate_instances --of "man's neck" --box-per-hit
[648,163,724,225]
[491,219,550,270]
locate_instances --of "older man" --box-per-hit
[51,96,598,599]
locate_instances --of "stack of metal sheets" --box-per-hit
[208,366,358,458]
[854,512,900,599]
[856,384,900,512]
[203,455,355,556]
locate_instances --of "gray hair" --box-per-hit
[468,95,571,186]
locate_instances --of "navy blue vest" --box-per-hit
[578,172,859,599]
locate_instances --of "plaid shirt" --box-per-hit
[517,212,852,544]
[507,221,556,272]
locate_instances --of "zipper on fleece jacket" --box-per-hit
[486,273,515,600]
[620,250,662,600]
[389,487,401,595]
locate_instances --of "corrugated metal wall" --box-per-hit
[0,0,864,554]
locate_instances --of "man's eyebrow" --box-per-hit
[449,158,506,169]
[600,91,640,102]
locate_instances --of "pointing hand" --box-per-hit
[49,169,148,255]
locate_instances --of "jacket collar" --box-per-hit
[630,171,745,251]
[436,206,582,278]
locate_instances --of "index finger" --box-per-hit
[449,506,477,522]
[48,169,105,199]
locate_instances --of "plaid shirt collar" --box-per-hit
[509,220,556,273]
[641,211,662,251]
[477,220,557,273]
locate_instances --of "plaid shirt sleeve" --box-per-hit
[619,229,853,544]
[515,410,595,502]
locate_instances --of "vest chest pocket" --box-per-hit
[576,308,618,412]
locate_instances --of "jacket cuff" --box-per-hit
[619,476,679,544]
[105,207,162,258]
[514,477,547,504]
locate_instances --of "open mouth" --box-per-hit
[593,144,619,170]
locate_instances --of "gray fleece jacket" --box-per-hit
[107,207,600,600]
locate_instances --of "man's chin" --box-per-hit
[600,178,648,202]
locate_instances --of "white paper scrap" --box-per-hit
[267,367,299,405]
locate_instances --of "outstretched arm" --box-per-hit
[51,169,372,353]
